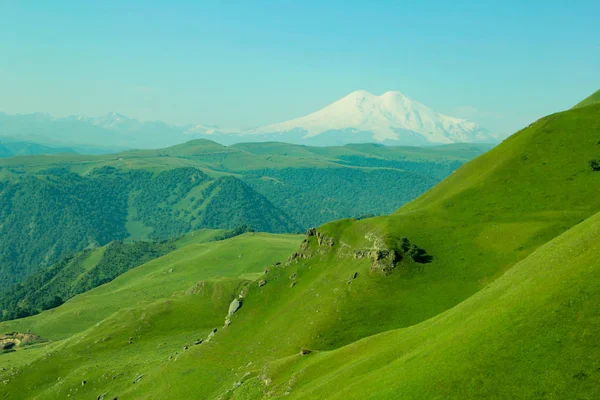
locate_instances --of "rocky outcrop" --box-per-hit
[228,298,242,316]
[316,231,335,247]
[288,228,337,265]
[369,249,401,275]
[288,228,432,276]
[0,332,44,351]
[352,237,432,275]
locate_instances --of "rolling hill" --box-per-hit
[572,88,600,109]
[0,229,232,321]
[0,139,76,158]
[0,166,298,288]
[0,95,598,399]
[0,141,486,289]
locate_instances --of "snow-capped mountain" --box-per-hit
[0,91,497,150]
[249,90,495,145]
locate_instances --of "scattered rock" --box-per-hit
[207,328,218,342]
[306,228,317,237]
[316,232,335,247]
[228,298,242,316]
[0,332,45,350]
[0,342,16,351]
[289,273,297,280]
[258,279,267,287]
[194,339,203,345]
[352,272,358,279]
[264,268,270,274]
[97,394,107,400]
[183,346,188,351]
[300,348,312,355]
[82,380,87,386]
[232,381,242,389]
[273,261,281,266]
[290,282,296,288]
[132,375,144,384]
[370,249,400,275]
[186,281,206,295]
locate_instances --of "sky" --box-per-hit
[0,0,598,137]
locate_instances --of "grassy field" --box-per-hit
[0,99,598,399]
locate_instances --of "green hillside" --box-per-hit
[261,209,600,399]
[572,88,600,109]
[0,233,301,399]
[0,166,298,288]
[1,101,598,399]
[0,141,485,289]
[0,229,228,321]
[0,140,76,158]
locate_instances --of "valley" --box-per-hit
[0,93,597,399]
[0,141,486,289]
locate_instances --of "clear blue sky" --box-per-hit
[0,0,598,136]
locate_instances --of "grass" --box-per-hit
[262,209,600,399]
[0,101,598,399]
[0,232,301,399]
[572,88,600,109]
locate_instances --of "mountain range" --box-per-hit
[0,91,497,150]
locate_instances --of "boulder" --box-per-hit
[228,298,242,316]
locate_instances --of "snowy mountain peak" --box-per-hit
[251,90,495,145]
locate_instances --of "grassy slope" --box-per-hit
[114,103,600,398]
[0,233,300,340]
[572,88,600,109]
[263,209,600,399]
[0,229,227,319]
[0,233,301,399]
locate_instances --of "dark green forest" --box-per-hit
[0,167,294,288]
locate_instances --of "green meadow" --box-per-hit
[0,96,598,399]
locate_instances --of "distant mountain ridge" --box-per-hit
[0,90,498,149]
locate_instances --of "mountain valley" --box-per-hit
[0,92,598,399]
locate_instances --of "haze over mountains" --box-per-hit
[0,90,497,151]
